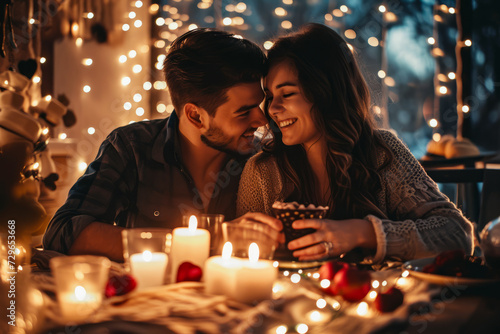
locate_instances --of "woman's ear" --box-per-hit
[183,103,204,129]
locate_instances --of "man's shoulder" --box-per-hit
[108,118,169,144]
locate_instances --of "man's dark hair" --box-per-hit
[163,28,266,116]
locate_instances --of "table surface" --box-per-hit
[7,257,500,334]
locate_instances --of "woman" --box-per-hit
[237,23,473,263]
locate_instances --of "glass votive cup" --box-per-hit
[221,222,279,259]
[182,214,224,255]
[50,255,110,322]
[121,228,173,289]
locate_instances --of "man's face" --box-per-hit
[200,82,267,157]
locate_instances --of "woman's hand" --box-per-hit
[288,218,376,261]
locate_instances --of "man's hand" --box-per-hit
[228,212,285,243]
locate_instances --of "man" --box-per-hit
[42,28,277,261]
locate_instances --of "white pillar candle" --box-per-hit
[130,250,168,289]
[59,285,101,321]
[231,243,278,304]
[204,242,242,295]
[171,215,210,279]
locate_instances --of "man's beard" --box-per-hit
[200,124,256,158]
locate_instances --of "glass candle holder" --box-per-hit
[50,255,110,322]
[182,214,224,255]
[122,228,173,288]
[221,222,279,260]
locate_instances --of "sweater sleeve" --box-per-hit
[236,153,283,217]
[366,131,474,263]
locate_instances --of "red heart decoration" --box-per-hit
[176,262,203,283]
[105,274,137,298]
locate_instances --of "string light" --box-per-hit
[87,127,95,135]
[464,39,472,47]
[156,17,165,26]
[462,105,470,113]
[133,65,142,73]
[333,9,343,17]
[429,118,438,127]
[135,0,143,8]
[263,41,274,50]
[368,37,379,47]
[119,55,127,63]
[448,7,456,14]
[378,5,387,13]
[29,18,36,24]
[427,37,435,45]
[378,70,386,78]
[283,0,293,4]
[76,38,83,47]
[432,133,441,142]
[340,5,349,13]
[124,102,132,110]
[281,20,292,29]
[32,76,41,84]
[344,29,356,39]
[85,12,94,19]
[135,107,145,116]
[82,58,93,66]
[122,24,130,31]
[78,162,88,171]
[129,11,136,19]
[157,103,167,113]
[134,20,143,28]
[448,72,456,80]
[58,133,67,140]
[188,24,198,30]
[121,77,131,86]
[438,86,448,94]
[128,50,137,58]
[83,85,91,93]
[275,7,287,16]
[143,82,152,90]
[40,57,46,64]
[133,93,142,102]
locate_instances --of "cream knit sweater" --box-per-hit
[237,130,474,263]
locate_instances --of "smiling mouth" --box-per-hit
[278,118,297,128]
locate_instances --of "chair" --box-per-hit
[424,168,500,232]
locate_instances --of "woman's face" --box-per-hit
[264,60,320,148]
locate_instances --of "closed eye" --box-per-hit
[283,93,295,98]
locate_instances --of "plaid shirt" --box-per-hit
[42,113,245,253]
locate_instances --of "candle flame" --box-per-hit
[143,250,153,262]
[222,242,232,260]
[75,286,87,301]
[188,215,198,232]
[248,242,259,262]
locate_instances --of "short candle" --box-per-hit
[204,242,241,296]
[130,250,168,289]
[59,285,101,321]
[232,243,278,304]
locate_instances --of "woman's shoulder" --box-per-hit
[245,151,278,169]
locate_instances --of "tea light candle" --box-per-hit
[204,242,242,295]
[130,250,168,289]
[232,243,278,304]
[59,285,101,321]
[171,215,210,279]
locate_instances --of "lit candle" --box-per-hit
[59,285,101,321]
[130,250,168,289]
[204,242,242,295]
[231,243,278,304]
[170,215,210,279]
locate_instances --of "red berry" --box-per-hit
[328,266,371,302]
[375,287,404,312]
[319,261,348,281]
[176,262,203,283]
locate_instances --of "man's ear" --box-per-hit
[183,103,204,129]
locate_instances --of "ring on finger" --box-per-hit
[322,241,334,256]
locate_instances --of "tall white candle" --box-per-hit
[130,250,168,289]
[171,215,210,280]
[231,243,278,304]
[204,242,241,296]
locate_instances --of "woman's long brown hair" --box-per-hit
[260,23,393,219]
